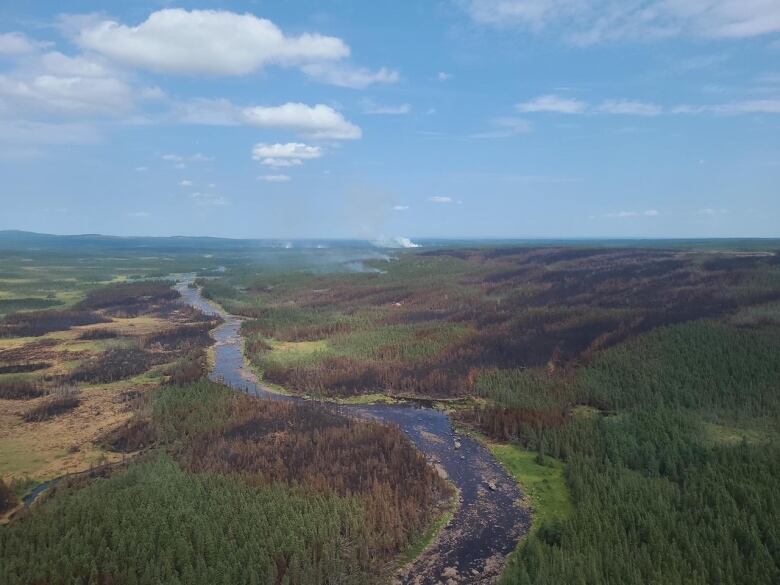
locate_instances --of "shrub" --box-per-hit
[78,328,118,340]
[0,478,17,514]
[77,281,179,310]
[0,378,44,400]
[68,348,154,384]
[0,310,109,337]
[23,386,80,422]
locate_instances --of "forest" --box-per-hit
[200,244,780,584]
[0,381,450,584]
[1,238,779,584]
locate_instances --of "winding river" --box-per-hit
[177,279,530,585]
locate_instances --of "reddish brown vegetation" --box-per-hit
[242,247,780,399]
[185,395,450,557]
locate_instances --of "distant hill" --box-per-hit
[1,230,778,254]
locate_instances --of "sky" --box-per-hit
[1,1,779,241]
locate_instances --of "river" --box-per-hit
[177,279,530,585]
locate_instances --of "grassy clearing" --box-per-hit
[703,421,774,446]
[263,338,331,367]
[488,442,572,532]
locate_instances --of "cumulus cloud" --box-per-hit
[0,70,135,115]
[0,32,48,55]
[258,174,291,182]
[698,207,729,215]
[252,142,322,160]
[128,211,150,217]
[242,102,361,139]
[173,99,362,139]
[438,72,453,81]
[76,9,349,76]
[257,158,303,168]
[516,94,586,114]
[0,48,149,118]
[461,0,780,44]
[393,205,410,211]
[179,179,193,187]
[429,195,453,203]
[252,142,323,167]
[301,64,399,88]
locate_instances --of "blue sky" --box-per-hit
[1,1,779,241]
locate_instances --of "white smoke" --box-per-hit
[372,236,420,249]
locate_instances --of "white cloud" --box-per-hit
[135,166,148,172]
[191,192,228,206]
[438,72,453,81]
[673,99,780,114]
[174,99,362,139]
[0,70,135,115]
[259,174,291,182]
[605,211,638,218]
[604,209,660,218]
[461,1,780,43]
[162,153,214,165]
[252,142,322,160]
[698,207,729,215]
[301,64,399,88]
[597,100,662,116]
[429,196,453,203]
[252,142,323,167]
[0,32,48,55]
[128,211,150,217]
[179,179,193,187]
[516,94,586,114]
[37,51,113,78]
[363,101,412,115]
[258,158,303,168]
[393,205,410,211]
[77,9,349,76]
[242,102,361,139]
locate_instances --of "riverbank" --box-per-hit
[178,278,531,584]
